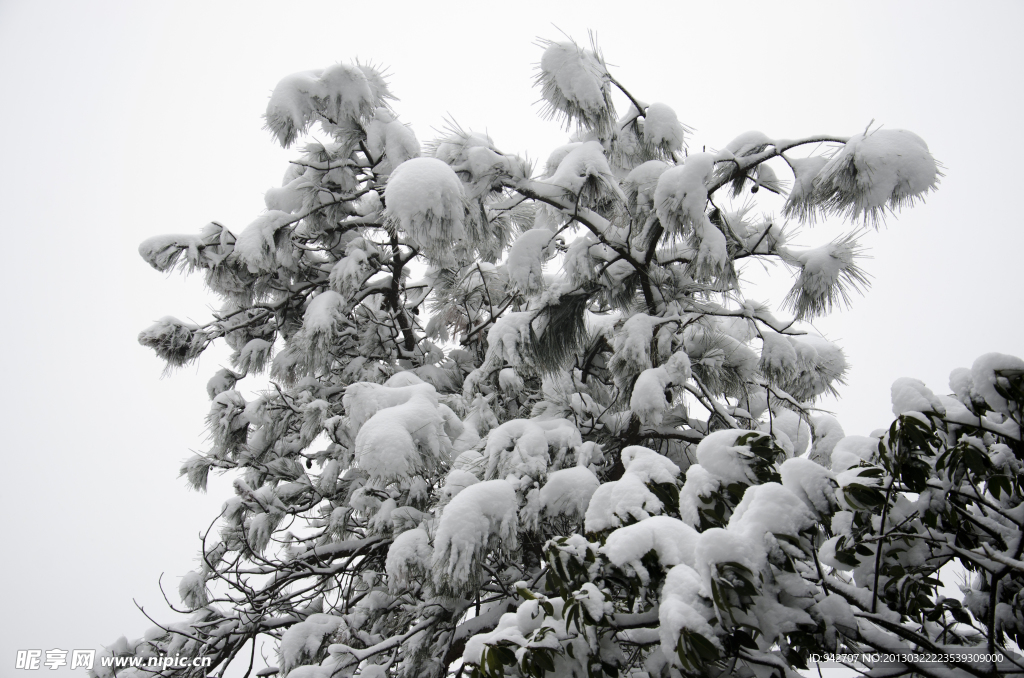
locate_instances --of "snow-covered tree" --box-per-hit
[103,35,1024,678]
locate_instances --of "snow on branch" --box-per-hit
[120,33,1015,678]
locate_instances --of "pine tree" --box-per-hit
[101,35,1024,678]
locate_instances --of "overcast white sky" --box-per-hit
[1,1,1021,675]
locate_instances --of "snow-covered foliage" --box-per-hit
[535,38,616,133]
[432,479,519,594]
[264,63,392,147]
[384,157,465,266]
[115,34,1024,678]
[797,128,941,227]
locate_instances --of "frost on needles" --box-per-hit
[119,34,1024,678]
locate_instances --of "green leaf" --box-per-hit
[492,645,517,666]
[988,475,1010,499]
[688,631,721,662]
[649,481,680,516]
[951,607,972,625]
[484,648,502,677]
[534,649,555,672]
[731,628,758,651]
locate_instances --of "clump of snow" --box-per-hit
[432,480,518,591]
[763,408,810,457]
[265,64,383,147]
[812,129,940,226]
[435,128,497,167]
[721,130,773,158]
[759,331,798,380]
[317,63,376,128]
[383,371,424,388]
[234,211,295,273]
[264,70,323,147]
[542,142,582,177]
[515,598,550,636]
[458,145,516,193]
[329,249,371,298]
[621,446,680,485]
[575,440,603,468]
[989,443,1021,475]
[780,333,848,401]
[694,430,760,485]
[498,368,524,395]
[206,368,238,400]
[137,316,199,370]
[462,612,526,666]
[891,377,945,417]
[728,482,816,545]
[784,234,869,319]
[207,389,247,447]
[264,170,312,214]
[354,393,448,484]
[506,228,559,293]
[693,221,729,278]
[279,613,345,673]
[608,313,661,387]
[754,163,783,192]
[575,583,611,622]
[659,564,718,663]
[384,157,466,266]
[630,352,691,426]
[584,473,663,532]
[364,108,420,173]
[536,418,583,463]
[456,395,500,451]
[547,141,624,205]
[780,457,837,516]
[654,153,715,238]
[678,464,720,527]
[813,593,858,645]
[484,311,535,369]
[483,419,551,482]
[970,353,1024,417]
[343,381,438,431]
[440,469,480,503]
[949,367,980,410]
[536,41,614,132]
[623,160,671,214]
[138,222,234,274]
[693,528,762,593]
[783,155,829,217]
[354,189,382,217]
[453,449,485,474]
[540,466,600,520]
[603,516,698,570]
[582,445,681,532]
[809,414,845,468]
[830,435,879,474]
[385,527,432,591]
[683,324,758,386]
[178,571,208,610]
[643,103,686,153]
[302,291,345,334]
